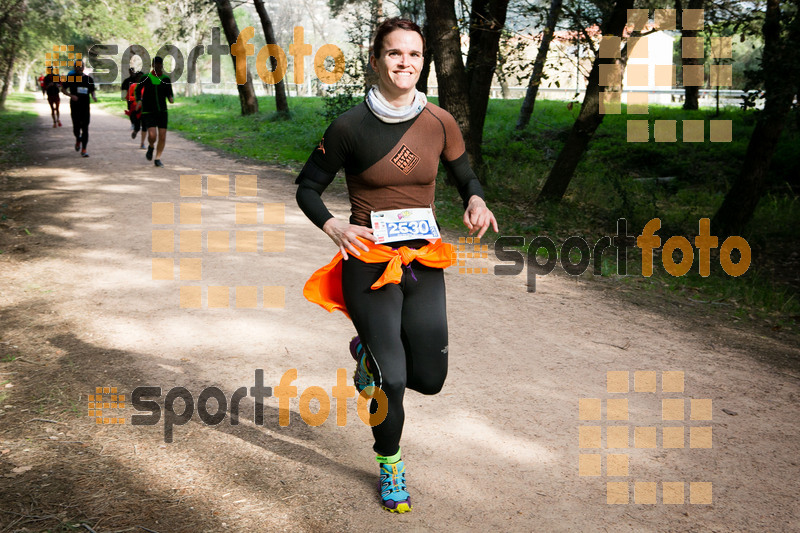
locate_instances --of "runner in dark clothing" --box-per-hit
[61,60,97,157]
[121,67,138,135]
[296,18,498,514]
[136,57,173,167]
[44,69,62,128]
[125,72,146,147]
[121,67,135,100]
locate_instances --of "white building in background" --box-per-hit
[622,31,678,105]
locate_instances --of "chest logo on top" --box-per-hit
[390,144,420,175]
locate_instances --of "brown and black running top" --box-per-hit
[295,101,484,229]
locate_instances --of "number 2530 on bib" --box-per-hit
[371,208,440,244]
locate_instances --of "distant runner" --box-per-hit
[137,56,173,168]
[44,69,62,128]
[61,60,97,158]
[125,71,146,149]
[121,67,136,103]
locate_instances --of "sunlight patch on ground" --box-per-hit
[424,409,557,465]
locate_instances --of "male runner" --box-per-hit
[61,60,97,157]
[43,69,62,128]
[137,57,173,168]
[121,67,135,101]
[121,67,137,135]
[125,71,146,146]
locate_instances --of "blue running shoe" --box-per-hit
[379,460,411,513]
[349,336,375,394]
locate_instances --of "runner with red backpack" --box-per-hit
[125,71,146,149]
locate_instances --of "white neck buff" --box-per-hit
[365,85,427,123]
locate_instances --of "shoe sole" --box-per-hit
[382,502,412,513]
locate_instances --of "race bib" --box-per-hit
[371,208,440,244]
[77,87,88,94]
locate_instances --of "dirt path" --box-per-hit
[0,98,798,532]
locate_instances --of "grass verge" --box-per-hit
[0,93,38,170]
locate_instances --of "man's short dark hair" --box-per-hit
[153,56,163,65]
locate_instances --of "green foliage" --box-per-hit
[323,91,360,121]
[0,94,37,164]
[321,1,372,120]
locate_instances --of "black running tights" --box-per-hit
[71,111,89,149]
[341,257,449,457]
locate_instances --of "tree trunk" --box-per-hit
[17,57,34,93]
[426,0,511,174]
[711,0,799,234]
[516,0,563,129]
[363,0,384,93]
[184,26,197,98]
[612,28,640,93]
[465,0,510,170]
[536,0,635,203]
[253,0,289,115]
[426,0,473,161]
[0,48,16,109]
[214,0,258,115]
[416,21,432,93]
[500,78,509,98]
[682,0,703,110]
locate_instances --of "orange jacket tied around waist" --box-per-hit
[302,238,454,319]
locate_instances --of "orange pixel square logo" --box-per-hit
[45,45,82,83]
[579,370,713,505]
[452,236,489,275]
[88,386,126,424]
[598,9,733,143]
[151,174,285,309]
